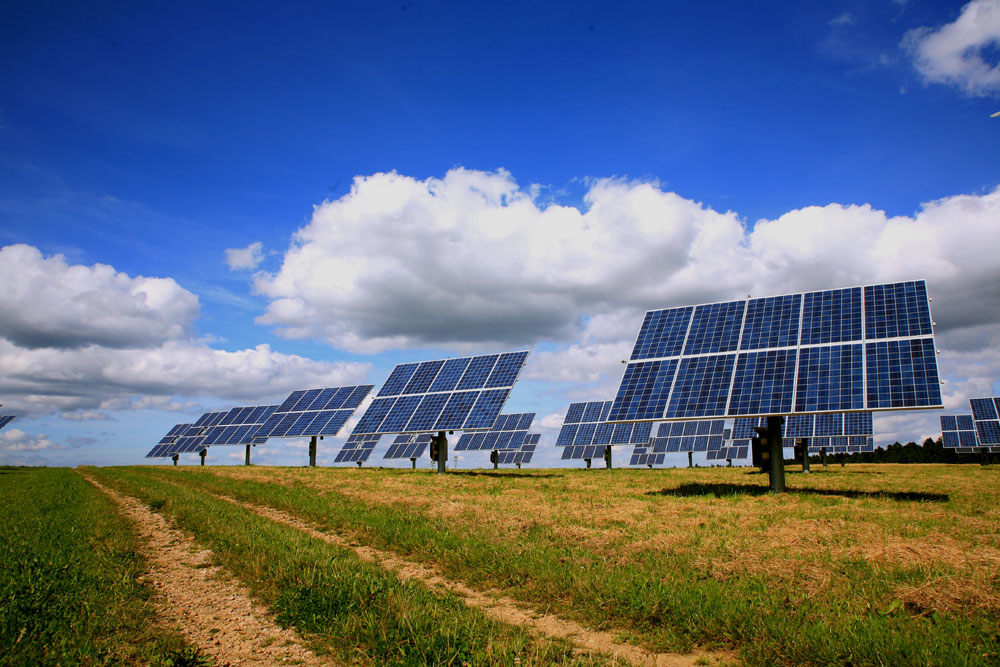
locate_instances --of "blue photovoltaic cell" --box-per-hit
[683,301,745,355]
[608,360,677,421]
[610,423,635,444]
[405,394,450,432]
[801,287,862,345]
[814,413,842,436]
[463,389,511,429]
[942,431,960,448]
[564,403,586,423]
[630,306,693,361]
[583,401,606,423]
[379,395,425,433]
[866,338,942,408]
[384,433,431,459]
[970,398,998,421]
[795,344,865,412]
[940,415,957,431]
[428,357,472,393]
[352,397,396,433]
[844,412,873,436]
[456,355,499,390]
[574,423,597,445]
[732,417,764,439]
[556,424,578,446]
[486,351,529,388]
[956,415,974,431]
[970,397,1000,445]
[256,385,374,439]
[433,391,479,430]
[334,433,382,464]
[864,281,932,340]
[960,431,979,447]
[557,401,648,448]
[665,354,735,418]
[740,294,801,350]
[402,360,445,395]
[784,414,814,438]
[378,363,419,397]
[728,349,797,415]
[593,423,616,445]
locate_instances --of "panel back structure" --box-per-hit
[610,281,942,423]
[454,412,534,451]
[940,414,980,453]
[557,400,653,460]
[202,405,278,446]
[352,351,529,435]
[334,433,382,463]
[970,397,1000,446]
[254,385,374,439]
[384,433,432,459]
[0,415,14,431]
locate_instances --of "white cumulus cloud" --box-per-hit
[225,241,265,270]
[904,0,1000,97]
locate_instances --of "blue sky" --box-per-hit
[1,0,998,468]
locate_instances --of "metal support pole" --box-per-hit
[199,449,206,466]
[410,457,417,470]
[821,448,827,467]
[982,448,989,466]
[309,435,317,467]
[840,454,845,467]
[687,451,693,468]
[356,461,362,468]
[585,458,592,469]
[436,430,447,474]
[800,439,810,474]
[767,415,785,493]
[245,444,252,466]
[605,445,612,470]
[493,453,498,470]
[172,454,179,466]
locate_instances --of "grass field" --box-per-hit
[4,463,999,665]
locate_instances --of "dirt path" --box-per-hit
[210,491,735,667]
[78,471,339,667]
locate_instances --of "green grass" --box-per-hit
[0,467,200,666]
[128,463,1000,667]
[88,466,610,666]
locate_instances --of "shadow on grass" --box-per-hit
[447,470,564,479]
[647,482,949,502]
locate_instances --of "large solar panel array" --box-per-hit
[202,405,278,446]
[145,423,191,458]
[728,413,874,455]
[649,419,726,454]
[496,434,539,465]
[940,415,980,453]
[970,396,1000,446]
[352,351,529,435]
[557,401,654,460]
[610,281,942,423]
[384,433,432,459]
[255,385,373,439]
[454,413,534,451]
[0,415,15,431]
[334,433,382,463]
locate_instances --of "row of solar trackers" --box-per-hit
[333,430,541,466]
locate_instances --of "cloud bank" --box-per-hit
[905,0,1000,97]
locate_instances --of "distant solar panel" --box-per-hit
[335,433,382,463]
[561,445,605,460]
[0,415,15,431]
[556,401,652,448]
[630,443,666,466]
[496,435,538,465]
[610,280,942,423]
[202,405,278,446]
[255,385,374,439]
[454,412,534,451]
[970,397,1000,445]
[384,433,432,459]
[352,351,529,435]
[649,419,725,453]
[146,423,190,458]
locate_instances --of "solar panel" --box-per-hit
[560,445,605,460]
[454,412,534,451]
[202,405,279,446]
[610,280,942,423]
[0,415,15,431]
[352,351,528,435]
[496,436,538,465]
[254,385,374,439]
[649,419,725,453]
[970,397,1000,445]
[335,433,382,463]
[383,433,432,459]
[556,401,652,448]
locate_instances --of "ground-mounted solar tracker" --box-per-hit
[970,397,1000,446]
[202,405,278,446]
[254,385,373,439]
[705,435,749,461]
[145,423,190,458]
[610,280,941,424]
[649,419,726,454]
[630,443,665,467]
[334,433,382,464]
[454,412,534,451]
[556,400,653,466]
[352,351,529,437]
[495,434,539,466]
[384,433,432,460]
[0,415,15,431]
[940,415,978,450]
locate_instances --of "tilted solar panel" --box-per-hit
[941,414,981,449]
[0,415,15,431]
[650,419,725,453]
[383,433,432,459]
[352,351,528,435]
[610,280,941,423]
[335,433,382,463]
[970,397,1000,445]
[454,412,535,451]
[202,405,279,446]
[556,401,652,449]
[146,422,194,457]
[255,385,374,439]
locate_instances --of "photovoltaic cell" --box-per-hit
[970,396,1000,445]
[0,415,15,431]
[256,385,374,439]
[454,413,535,451]
[353,351,528,434]
[650,419,725,453]
[384,433,432,459]
[940,414,979,450]
[610,280,941,423]
[335,433,382,464]
[557,401,651,449]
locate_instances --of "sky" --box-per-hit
[1,0,999,469]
